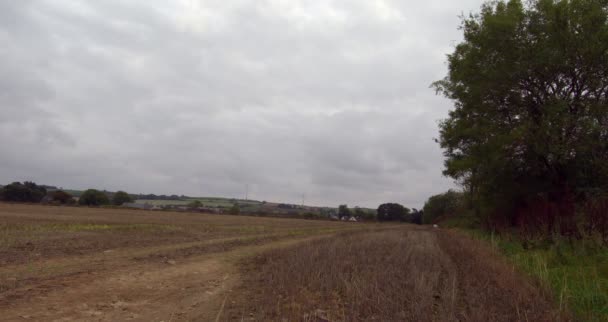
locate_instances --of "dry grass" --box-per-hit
[225,227,563,321]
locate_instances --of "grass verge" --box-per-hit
[463,229,608,321]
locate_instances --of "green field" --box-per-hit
[135,197,263,208]
[134,199,189,206]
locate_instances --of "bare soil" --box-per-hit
[0,204,564,321]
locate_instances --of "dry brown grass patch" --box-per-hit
[225,227,563,321]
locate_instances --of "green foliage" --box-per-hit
[354,207,376,221]
[423,190,464,224]
[188,200,203,208]
[0,182,47,203]
[79,189,110,206]
[112,191,133,206]
[434,0,608,224]
[376,203,410,222]
[469,230,608,321]
[338,204,351,219]
[51,190,74,204]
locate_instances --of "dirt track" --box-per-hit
[1,235,326,321]
[0,204,562,321]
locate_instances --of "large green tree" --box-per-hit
[434,0,608,224]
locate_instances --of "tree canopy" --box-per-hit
[377,203,410,222]
[79,189,110,206]
[338,205,351,219]
[434,0,608,225]
[423,190,464,224]
[0,182,47,203]
[112,191,133,205]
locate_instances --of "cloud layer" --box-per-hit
[0,0,484,208]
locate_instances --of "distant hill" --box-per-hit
[4,182,377,220]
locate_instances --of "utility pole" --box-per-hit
[245,184,249,201]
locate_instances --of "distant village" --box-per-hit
[0,181,422,223]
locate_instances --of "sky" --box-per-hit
[0,0,485,209]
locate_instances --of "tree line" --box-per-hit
[0,182,134,206]
[430,0,608,239]
[337,204,423,224]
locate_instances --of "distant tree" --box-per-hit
[338,204,351,219]
[79,189,110,206]
[422,190,463,224]
[408,209,424,225]
[112,191,133,205]
[377,203,410,222]
[0,181,47,203]
[51,190,74,204]
[354,207,364,217]
[354,207,376,221]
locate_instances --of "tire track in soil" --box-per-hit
[0,234,333,322]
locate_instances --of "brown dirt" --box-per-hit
[0,204,566,321]
[0,203,359,321]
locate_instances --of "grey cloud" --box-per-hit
[0,0,486,208]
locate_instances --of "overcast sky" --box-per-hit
[1,0,485,208]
